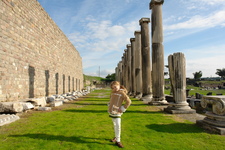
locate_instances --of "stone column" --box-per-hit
[115,66,118,82]
[164,52,195,114]
[139,18,152,101]
[118,61,123,84]
[122,51,127,88]
[124,49,129,89]
[127,44,132,94]
[130,38,136,96]
[121,55,125,85]
[134,31,143,99]
[149,0,167,105]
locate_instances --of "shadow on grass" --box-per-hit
[81,99,109,102]
[129,103,148,106]
[146,123,203,133]
[9,133,111,145]
[73,102,108,106]
[63,109,107,113]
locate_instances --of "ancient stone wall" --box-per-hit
[0,0,83,102]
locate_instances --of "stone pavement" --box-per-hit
[157,106,205,123]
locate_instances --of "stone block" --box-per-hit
[164,102,196,114]
[26,97,46,107]
[201,95,225,115]
[196,119,225,135]
[21,102,34,110]
[0,102,23,113]
[46,96,55,103]
[50,100,63,107]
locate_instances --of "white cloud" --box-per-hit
[196,0,225,5]
[183,45,225,77]
[164,10,225,31]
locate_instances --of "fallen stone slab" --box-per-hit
[26,97,46,107]
[77,92,83,97]
[63,99,70,103]
[0,114,20,126]
[50,100,63,107]
[21,102,34,110]
[0,102,23,113]
[65,96,76,101]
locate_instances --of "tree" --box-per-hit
[164,65,169,76]
[216,68,225,79]
[105,73,115,81]
[193,71,202,80]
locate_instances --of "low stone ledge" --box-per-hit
[196,119,225,135]
[0,114,20,126]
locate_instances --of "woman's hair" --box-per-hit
[120,85,128,94]
[110,81,128,94]
[110,81,120,88]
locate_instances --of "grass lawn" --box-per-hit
[0,88,225,150]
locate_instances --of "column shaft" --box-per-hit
[139,18,152,101]
[134,31,143,98]
[127,44,132,94]
[130,38,136,96]
[150,0,167,104]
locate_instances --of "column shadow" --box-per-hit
[146,123,203,133]
[9,133,110,145]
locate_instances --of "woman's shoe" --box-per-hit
[110,137,116,142]
[116,142,124,148]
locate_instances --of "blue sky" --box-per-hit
[37,0,225,78]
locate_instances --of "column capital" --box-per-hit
[134,30,141,35]
[124,49,127,52]
[139,18,150,25]
[150,0,164,9]
[126,44,131,48]
[130,38,135,42]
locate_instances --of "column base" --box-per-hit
[148,97,168,105]
[196,112,225,135]
[135,93,143,99]
[128,92,133,96]
[140,94,152,102]
[164,102,196,114]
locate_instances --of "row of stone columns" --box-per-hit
[115,0,195,115]
[115,0,166,105]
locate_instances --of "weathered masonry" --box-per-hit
[0,0,83,102]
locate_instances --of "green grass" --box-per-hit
[164,85,225,96]
[83,75,104,82]
[186,85,225,96]
[0,88,225,150]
